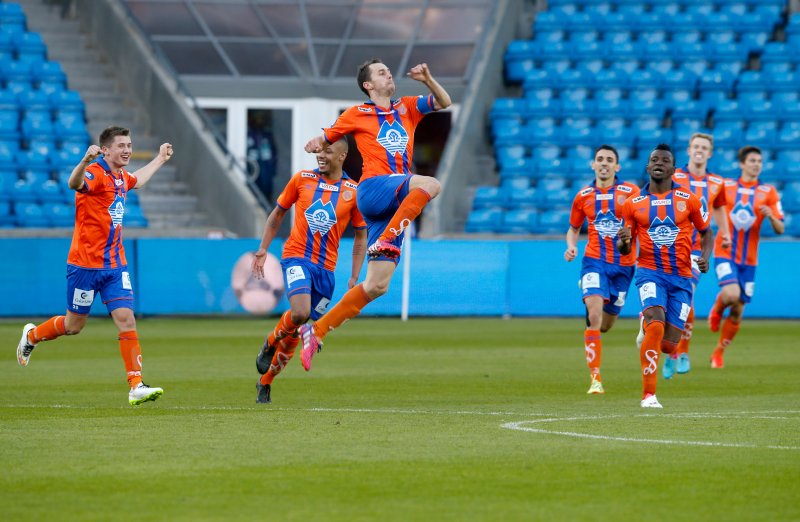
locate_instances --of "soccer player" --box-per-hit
[665,133,731,378]
[564,144,640,394]
[617,144,712,408]
[251,139,367,403]
[298,59,451,370]
[15,126,173,406]
[708,146,784,368]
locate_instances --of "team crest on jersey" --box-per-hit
[677,201,687,212]
[108,194,125,228]
[342,191,353,202]
[305,198,337,236]
[593,210,623,239]
[376,120,409,155]
[85,172,94,180]
[648,216,679,248]
[730,202,756,231]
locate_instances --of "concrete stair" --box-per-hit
[18,0,220,235]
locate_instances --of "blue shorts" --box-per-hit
[580,257,635,316]
[635,267,693,330]
[280,257,335,320]
[714,258,756,304]
[66,264,134,315]
[356,174,412,264]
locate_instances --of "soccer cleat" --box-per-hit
[256,382,271,404]
[662,354,677,380]
[710,349,725,369]
[587,376,604,395]
[641,393,663,408]
[128,383,163,405]
[367,239,401,259]
[256,339,277,375]
[16,323,36,367]
[708,310,722,332]
[635,314,645,349]
[299,324,322,372]
[677,352,691,374]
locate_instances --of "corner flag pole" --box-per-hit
[401,222,413,322]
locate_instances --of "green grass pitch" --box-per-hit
[1,317,798,521]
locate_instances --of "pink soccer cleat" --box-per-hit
[299,324,322,371]
[367,239,401,259]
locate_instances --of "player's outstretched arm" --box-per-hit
[252,205,287,279]
[304,135,329,154]
[564,226,580,261]
[67,145,101,191]
[131,143,174,189]
[349,228,368,288]
[407,63,451,110]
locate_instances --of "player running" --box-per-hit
[708,146,784,368]
[666,133,731,378]
[15,126,173,405]
[618,144,712,408]
[251,139,367,403]
[298,59,451,371]
[564,145,640,394]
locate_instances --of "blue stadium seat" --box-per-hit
[521,69,553,90]
[13,32,46,62]
[45,202,74,227]
[0,200,13,226]
[504,41,538,83]
[574,59,604,75]
[533,30,565,44]
[712,99,741,122]
[603,31,633,46]
[473,186,505,209]
[0,31,13,61]
[557,69,591,90]
[1,59,34,82]
[570,30,599,44]
[537,188,571,210]
[11,179,38,203]
[743,99,775,121]
[0,3,26,31]
[765,72,798,94]
[531,144,560,161]
[564,12,596,32]
[637,30,668,45]
[465,208,502,233]
[38,179,63,203]
[532,208,570,234]
[533,11,569,32]
[523,97,561,119]
[707,30,737,46]
[740,31,769,51]
[570,41,604,61]
[14,201,49,227]
[500,209,538,234]
[776,123,800,150]
[524,87,554,102]
[679,59,709,77]
[661,90,693,110]
[17,89,50,111]
[671,100,708,122]
[495,144,526,168]
[712,121,744,147]
[21,111,54,140]
[507,188,538,210]
[744,121,777,148]
[49,90,85,114]
[672,31,702,45]
[781,182,800,213]
[662,69,698,91]
[493,121,524,145]
[538,58,571,75]
[27,138,57,157]
[34,60,66,85]
[59,138,89,156]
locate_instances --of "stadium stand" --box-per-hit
[471,0,800,237]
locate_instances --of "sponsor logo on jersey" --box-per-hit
[616,185,633,193]
[652,198,672,206]
[675,190,691,199]
[738,187,755,195]
[301,171,317,179]
[304,198,337,236]
[319,182,339,192]
[725,179,737,186]
[596,193,613,201]
[708,175,723,184]
[108,194,125,228]
[579,187,593,197]
[648,216,680,248]
[690,180,707,187]
[376,120,409,156]
[357,106,373,113]
[632,195,647,203]
[344,181,358,190]
[593,210,623,239]
[730,201,756,231]
[72,288,94,307]
[758,185,771,192]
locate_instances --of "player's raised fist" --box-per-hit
[84,145,102,162]
[407,63,432,82]
[564,246,578,262]
[618,226,632,244]
[305,136,325,153]
[159,143,174,161]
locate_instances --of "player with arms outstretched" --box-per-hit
[708,146,784,368]
[251,139,367,403]
[299,59,451,371]
[16,126,173,405]
[618,144,712,408]
[665,132,731,378]
[565,145,640,394]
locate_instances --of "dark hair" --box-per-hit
[99,126,130,148]
[652,143,675,165]
[594,144,619,163]
[738,145,762,163]
[357,59,383,97]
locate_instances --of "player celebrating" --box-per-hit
[618,144,712,408]
[299,59,451,371]
[251,139,367,403]
[564,145,639,394]
[15,126,173,405]
[708,146,784,368]
[665,133,731,378]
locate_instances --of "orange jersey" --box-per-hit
[569,178,640,266]
[321,95,436,181]
[277,169,366,271]
[715,178,783,266]
[620,183,710,278]
[67,159,137,269]
[673,168,727,251]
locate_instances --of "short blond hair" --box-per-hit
[689,132,714,148]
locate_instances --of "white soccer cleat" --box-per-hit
[640,394,663,409]
[128,383,164,406]
[635,314,645,349]
[16,323,36,367]
[587,377,605,395]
